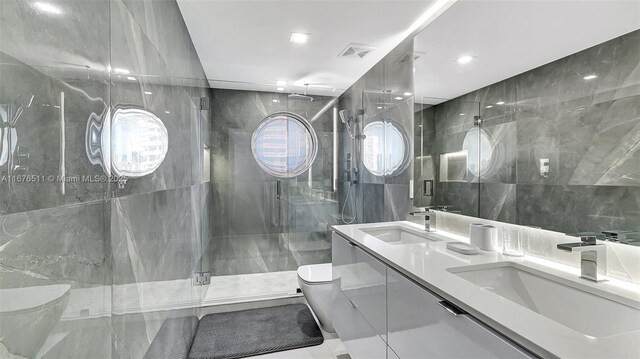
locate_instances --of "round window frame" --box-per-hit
[251,111,318,178]
[361,119,410,177]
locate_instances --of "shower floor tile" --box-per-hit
[202,270,299,305]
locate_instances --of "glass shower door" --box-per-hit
[0,1,112,357]
[282,95,337,272]
[425,97,481,217]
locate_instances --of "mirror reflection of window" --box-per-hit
[362,120,408,176]
[0,107,17,166]
[111,108,169,177]
[85,106,169,178]
[462,127,493,178]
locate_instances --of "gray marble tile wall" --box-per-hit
[208,89,337,276]
[337,37,415,224]
[414,30,640,236]
[1,0,212,358]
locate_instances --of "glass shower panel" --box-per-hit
[414,99,440,208]
[108,0,214,354]
[0,0,112,358]
[432,98,481,216]
[283,95,337,272]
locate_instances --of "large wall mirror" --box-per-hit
[412,0,640,244]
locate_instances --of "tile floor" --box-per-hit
[203,271,300,306]
[246,334,348,359]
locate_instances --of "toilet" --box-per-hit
[0,284,71,358]
[297,263,334,332]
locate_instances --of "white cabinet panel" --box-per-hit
[387,269,535,359]
[333,288,386,359]
[332,232,387,341]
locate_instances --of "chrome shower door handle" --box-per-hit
[276,179,281,200]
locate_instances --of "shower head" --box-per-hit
[288,93,314,102]
[339,109,350,124]
[288,83,314,102]
[339,109,356,139]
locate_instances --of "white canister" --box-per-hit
[469,224,498,251]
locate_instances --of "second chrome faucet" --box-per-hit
[557,234,607,282]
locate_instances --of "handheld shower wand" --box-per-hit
[339,109,355,139]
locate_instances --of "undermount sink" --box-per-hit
[447,262,640,337]
[360,225,439,245]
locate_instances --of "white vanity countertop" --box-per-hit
[332,221,640,359]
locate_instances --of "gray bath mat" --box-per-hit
[144,316,199,359]
[188,304,324,359]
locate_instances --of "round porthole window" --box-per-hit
[362,120,409,176]
[251,111,318,178]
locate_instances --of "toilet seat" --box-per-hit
[297,263,332,284]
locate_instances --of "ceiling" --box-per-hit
[414,0,640,104]
[177,0,448,96]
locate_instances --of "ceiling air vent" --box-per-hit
[338,43,376,59]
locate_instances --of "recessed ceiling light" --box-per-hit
[496,101,505,105]
[459,113,465,116]
[394,97,403,100]
[126,76,136,81]
[485,105,493,108]
[377,106,382,110]
[277,87,285,91]
[583,74,598,80]
[276,80,287,86]
[113,68,130,74]
[456,55,474,65]
[272,99,279,103]
[290,32,310,44]
[403,92,413,96]
[164,111,170,114]
[34,2,63,15]
[144,91,152,95]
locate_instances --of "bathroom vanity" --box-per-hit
[331,221,640,359]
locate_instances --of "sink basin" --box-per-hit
[360,225,438,245]
[448,262,640,337]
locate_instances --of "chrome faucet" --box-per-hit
[602,230,638,244]
[409,207,438,232]
[557,234,607,282]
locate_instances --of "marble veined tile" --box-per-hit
[0,201,109,285]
